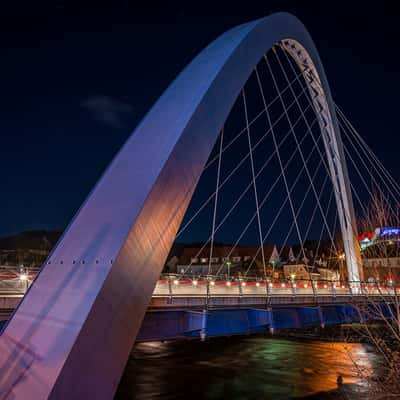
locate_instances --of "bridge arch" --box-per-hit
[0,12,362,399]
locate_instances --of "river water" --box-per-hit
[116,336,378,399]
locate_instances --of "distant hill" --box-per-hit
[0,230,62,251]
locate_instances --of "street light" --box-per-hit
[226,261,232,279]
[19,273,28,293]
[338,253,345,280]
[19,273,28,282]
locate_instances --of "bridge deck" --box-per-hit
[0,277,397,313]
[1,279,396,342]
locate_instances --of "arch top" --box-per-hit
[0,13,360,399]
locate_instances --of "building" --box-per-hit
[362,256,400,283]
[0,230,61,273]
[170,243,266,277]
[164,242,340,280]
[359,226,400,283]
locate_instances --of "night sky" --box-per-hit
[1,1,399,243]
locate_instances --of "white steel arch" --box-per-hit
[0,12,362,399]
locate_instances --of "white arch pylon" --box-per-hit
[0,12,362,399]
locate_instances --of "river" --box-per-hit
[115,336,378,399]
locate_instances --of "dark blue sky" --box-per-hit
[1,1,399,241]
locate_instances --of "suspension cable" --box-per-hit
[335,104,400,196]
[178,115,319,278]
[208,127,224,276]
[241,134,324,276]
[242,88,266,278]
[278,171,333,260]
[203,67,312,171]
[279,44,361,239]
[176,89,314,238]
[338,120,398,215]
[274,46,340,249]
[264,53,306,261]
[314,188,336,263]
[342,137,398,218]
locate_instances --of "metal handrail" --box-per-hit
[0,274,398,298]
[154,275,399,298]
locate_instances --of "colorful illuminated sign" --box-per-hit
[358,227,400,251]
[377,227,400,238]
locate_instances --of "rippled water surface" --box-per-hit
[116,336,377,399]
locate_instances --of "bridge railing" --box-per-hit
[154,275,399,298]
[0,277,32,294]
[0,273,398,298]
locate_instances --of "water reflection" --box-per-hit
[116,337,377,399]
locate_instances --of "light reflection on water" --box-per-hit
[116,337,377,400]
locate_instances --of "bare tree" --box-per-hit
[346,190,400,398]
[347,291,400,399]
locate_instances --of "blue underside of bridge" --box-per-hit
[136,304,393,342]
